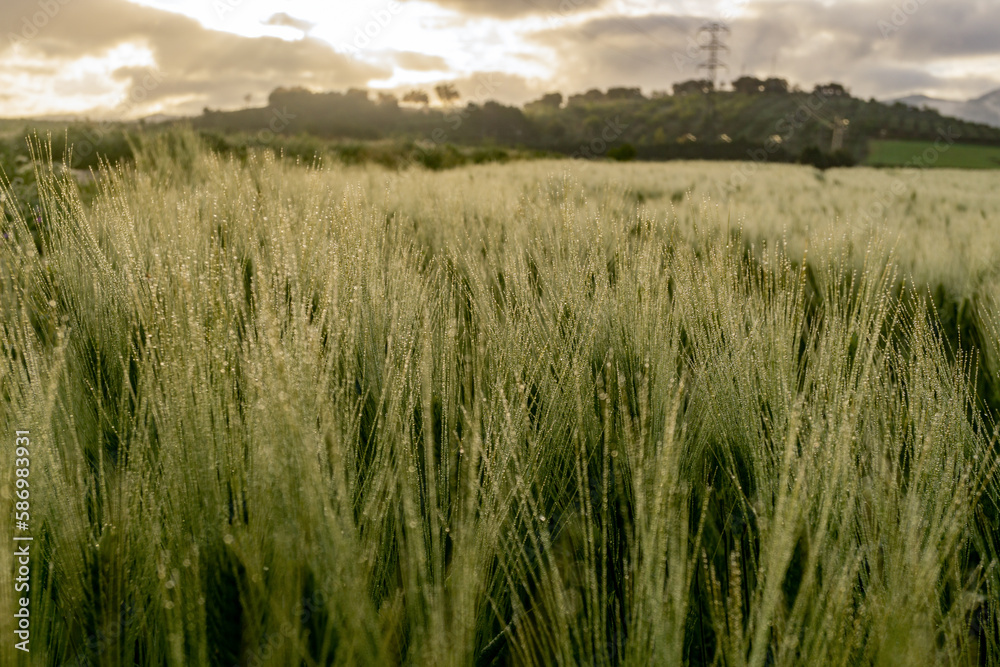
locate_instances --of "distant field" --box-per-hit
[866,138,1000,168]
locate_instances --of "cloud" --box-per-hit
[392,51,450,71]
[529,13,713,94]
[0,0,389,117]
[874,1,1000,61]
[527,0,1000,100]
[2,0,999,117]
[264,13,316,34]
[446,71,541,105]
[398,0,606,19]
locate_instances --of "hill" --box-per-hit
[893,88,1000,129]
[184,82,1000,166]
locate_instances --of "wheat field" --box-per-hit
[1,134,999,665]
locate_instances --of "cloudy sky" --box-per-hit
[1,0,998,118]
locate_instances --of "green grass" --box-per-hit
[1,132,999,665]
[866,139,1000,169]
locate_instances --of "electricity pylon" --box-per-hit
[698,21,729,139]
[698,22,730,91]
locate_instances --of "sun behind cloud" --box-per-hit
[0,0,998,118]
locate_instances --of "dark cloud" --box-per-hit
[874,1,1000,60]
[2,0,999,117]
[399,0,606,19]
[528,0,1000,101]
[530,14,716,94]
[392,51,449,71]
[0,0,388,116]
[264,13,316,34]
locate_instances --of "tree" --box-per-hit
[377,92,399,108]
[524,93,563,113]
[434,84,460,107]
[402,90,430,107]
[268,86,311,107]
[673,79,713,96]
[731,77,787,94]
[568,89,607,105]
[537,93,563,108]
[799,146,855,170]
[606,87,644,101]
[814,82,848,98]
[542,92,563,107]
[762,77,789,94]
[732,76,765,94]
[607,143,637,161]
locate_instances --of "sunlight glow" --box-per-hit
[0,43,160,118]
[0,0,995,117]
